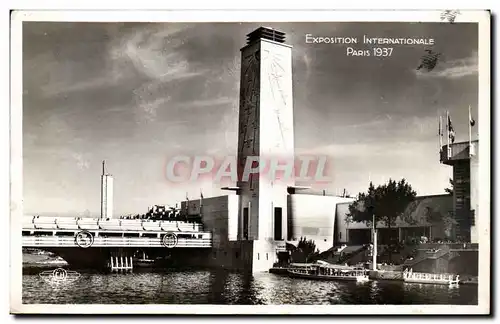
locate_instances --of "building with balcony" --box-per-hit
[440,140,478,243]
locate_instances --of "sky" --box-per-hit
[22,22,479,217]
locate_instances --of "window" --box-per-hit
[274,207,283,240]
[257,253,260,260]
[235,252,239,259]
[470,209,476,226]
[266,253,268,260]
[339,232,342,240]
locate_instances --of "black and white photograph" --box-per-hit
[10,10,490,314]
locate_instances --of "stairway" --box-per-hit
[403,245,450,268]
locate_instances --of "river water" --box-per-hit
[22,268,477,305]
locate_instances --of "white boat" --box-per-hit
[403,268,459,285]
[287,262,370,282]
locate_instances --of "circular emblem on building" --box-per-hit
[75,230,94,248]
[162,233,178,248]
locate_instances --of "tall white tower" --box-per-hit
[236,27,295,272]
[100,161,114,219]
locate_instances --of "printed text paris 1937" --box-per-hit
[305,34,435,57]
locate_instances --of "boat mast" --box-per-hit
[372,212,377,271]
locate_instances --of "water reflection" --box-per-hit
[22,269,478,305]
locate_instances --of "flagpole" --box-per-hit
[468,105,472,156]
[439,115,443,150]
[446,110,450,158]
[372,212,377,271]
[200,189,203,218]
[186,192,189,218]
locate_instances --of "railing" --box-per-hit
[403,269,459,283]
[404,245,451,267]
[448,243,479,250]
[23,236,212,248]
[23,216,204,233]
[440,141,477,164]
[424,245,450,259]
[109,256,133,272]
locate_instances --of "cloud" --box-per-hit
[135,96,171,123]
[415,52,478,79]
[297,141,429,159]
[329,115,439,144]
[43,25,203,99]
[40,71,125,98]
[25,50,124,98]
[72,152,90,171]
[111,25,207,82]
[111,25,215,123]
[177,96,234,109]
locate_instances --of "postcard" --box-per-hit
[10,9,490,314]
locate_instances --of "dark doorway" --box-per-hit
[274,207,283,240]
[348,229,371,245]
[243,207,249,240]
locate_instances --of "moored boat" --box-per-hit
[403,268,459,285]
[287,262,369,282]
[135,258,155,267]
[133,251,157,268]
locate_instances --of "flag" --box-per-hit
[438,115,443,152]
[199,190,204,217]
[469,106,476,127]
[448,115,455,143]
[468,105,476,157]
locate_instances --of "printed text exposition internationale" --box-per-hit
[305,34,435,45]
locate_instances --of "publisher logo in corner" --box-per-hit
[39,268,81,285]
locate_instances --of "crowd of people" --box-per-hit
[118,205,201,223]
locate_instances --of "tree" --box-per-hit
[424,207,457,240]
[290,237,319,263]
[444,178,454,195]
[346,179,417,262]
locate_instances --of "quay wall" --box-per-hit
[411,250,478,276]
[369,270,403,281]
[199,195,254,271]
[200,194,282,272]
